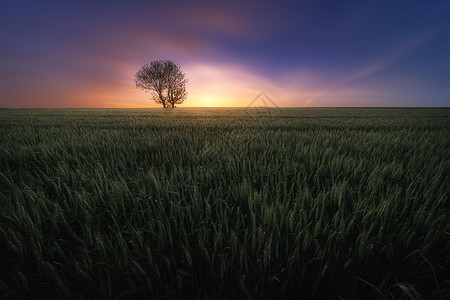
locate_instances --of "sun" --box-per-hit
[194,94,229,107]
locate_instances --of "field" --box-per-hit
[0,108,449,299]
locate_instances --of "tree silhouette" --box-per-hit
[135,60,188,108]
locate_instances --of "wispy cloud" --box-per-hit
[301,32,434,106]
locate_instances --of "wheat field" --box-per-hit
[0,108,448,299]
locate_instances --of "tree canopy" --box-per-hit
[135,60,188,108]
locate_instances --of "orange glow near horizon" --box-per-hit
[0,60,430,108]
[108,62,284,108]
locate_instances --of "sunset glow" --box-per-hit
[1,1,449,108]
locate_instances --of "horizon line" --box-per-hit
[1,106,449,109]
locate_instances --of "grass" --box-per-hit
[0,108,449,299]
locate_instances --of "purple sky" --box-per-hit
[1,0,449,107]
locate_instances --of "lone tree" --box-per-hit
[135,60,188,108]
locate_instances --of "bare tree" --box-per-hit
[135,60,188,108]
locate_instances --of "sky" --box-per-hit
[1,0,449,108]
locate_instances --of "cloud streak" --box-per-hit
[300,32,435,106]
